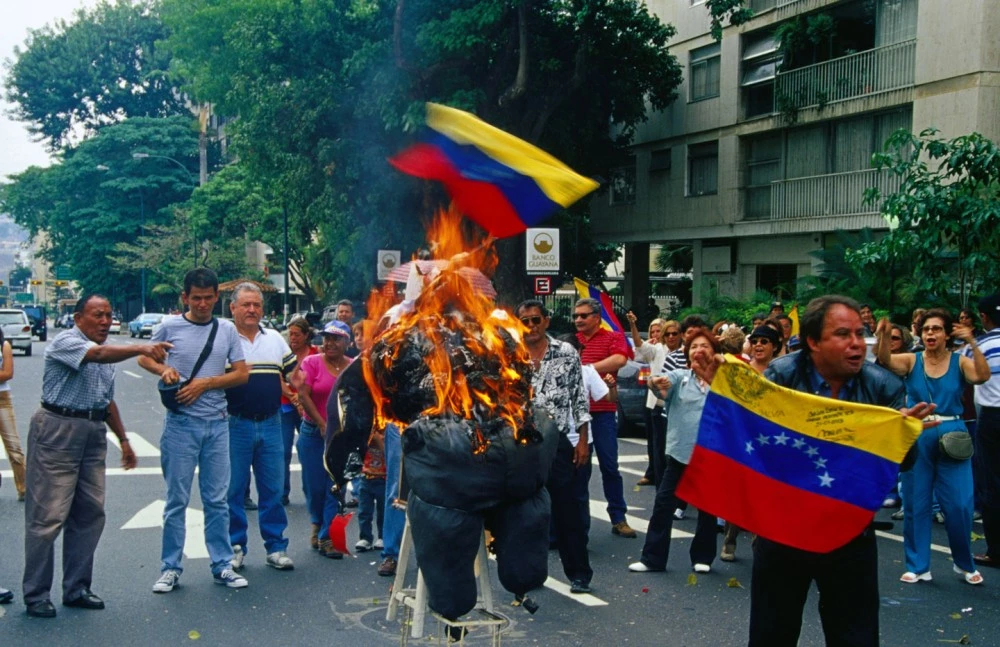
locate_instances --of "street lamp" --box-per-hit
[132,151,199,266]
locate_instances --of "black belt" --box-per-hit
[231,410,278,422]
[41,402,109,422]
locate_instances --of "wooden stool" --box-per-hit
[387,512,497,644]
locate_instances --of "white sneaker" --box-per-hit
[673,508,685,520]
[153,569,181,593]
[213,568,248,588]
[266,551,294,570]
[231,545,246,571]
[693,563,711,573]
[355,539,372,552]
[373,538,384,550]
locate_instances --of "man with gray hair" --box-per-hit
[224,282,298,571]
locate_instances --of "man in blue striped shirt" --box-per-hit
[973,293,1000,568]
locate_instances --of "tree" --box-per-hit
[704,0,754,40]
[4,0,188,150]
[8,265,32,289]
[849,128,1000,308]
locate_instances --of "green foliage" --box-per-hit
[679,287,778,328]
[3,0,187,150]
[848,128,1000,308]
[704,0,754,41]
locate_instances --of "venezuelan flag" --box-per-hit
[573,277,628,337]
[788,304,800,337]
[389,103,600,238]
[676,359,921,553]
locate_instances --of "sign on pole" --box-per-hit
[377,250,402,281]
[533,277,552,296]
[526,228,559,276]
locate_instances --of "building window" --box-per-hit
[757,264,797,296]
[744,136,781,220]
[687,142,718,197]
[741,31,781,118]
[690,43,721,101]
[650,149,672,173]
[610,157,636,205]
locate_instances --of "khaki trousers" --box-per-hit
[0,391,25,497]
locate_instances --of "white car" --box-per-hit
[110,317,122,334]
[0,309,34,356]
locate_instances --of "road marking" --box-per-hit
[876,530,952,555]
[589,500,692,538]
[123,370,143,379]
[620,438,647,446]
[2,464,302,479]
[107,432,160,457]
[122,499,207,559]
[487,549,610,606]
[617,455,648,463]
[620,466,646,477]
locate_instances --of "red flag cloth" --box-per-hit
[328,512,355,556]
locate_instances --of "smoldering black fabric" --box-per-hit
[324,361,374,488]
[402,411,558,618]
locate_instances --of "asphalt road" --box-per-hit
[0,334,997,646]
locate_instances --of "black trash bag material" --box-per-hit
[484,488,551,597]
[324,361,374,488]
[407,493,483,620]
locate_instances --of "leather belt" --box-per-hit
[41,402,109,422]
[232,410,277,422]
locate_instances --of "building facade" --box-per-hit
[592,0,1000,307]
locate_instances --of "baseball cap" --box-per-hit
[749,326,780,346]
[978,293,1000,317]
[320,320,352,338]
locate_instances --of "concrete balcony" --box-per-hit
[774,39,917,112]
[745,168,902,222]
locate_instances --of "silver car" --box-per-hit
[0,309,34,356]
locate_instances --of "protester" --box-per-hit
[860,303,876,336]
[334,300,360,358]
[295,320,353,558]
[225,283,297,572]
[573,298,635,538]
[520,300,594,594]
[972,293,1000,569]
[139,268,250,593]
[628,327,721,574]
[24,294,168,617]
[876,310,989,585]
[0,327,25,502]
[354,425,386,553]
[750,295,935,646]
[626,311,667,487]
[664,315,708,520]
[280,318,317,506]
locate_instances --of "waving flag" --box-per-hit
[788,304,800,337]
[389,103,600,238]
[676,359,921,553]
[573,277,628,336]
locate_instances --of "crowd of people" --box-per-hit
[3,271,1000,647]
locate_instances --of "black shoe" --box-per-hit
[63,589,105,610]
[344,499,358,509]
[281,495,290,506]
[244,497,258,510]
[569,579,592,594]
[26,600,56,618]
[0,588,13,604]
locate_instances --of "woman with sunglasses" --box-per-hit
[876,310,990,585]
[627,312,674,487]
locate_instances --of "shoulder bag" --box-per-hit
[158,318,219,411]
[919,353,974,461]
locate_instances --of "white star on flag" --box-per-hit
[804,446,819,457]
[792,438,806,450]
[818,472,835,487]
[745,442,755,454]
[756,433,770,446]
[814,457,828,469]
[773,432,789,445]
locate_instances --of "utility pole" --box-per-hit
[283,205,290,323]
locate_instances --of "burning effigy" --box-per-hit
[362,211,558,620]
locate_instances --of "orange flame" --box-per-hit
[362,207,531,450]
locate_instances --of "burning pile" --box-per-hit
[362,210,557,620]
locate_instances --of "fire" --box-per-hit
[362,208,534,453]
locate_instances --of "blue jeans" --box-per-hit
[590,411,627,524]
[297,420,339,541]
[280,408,300,500]
[358,477,386,543]
[902,424,975,573]
[159,411,232,576]
[228,413,289,555]
[381,423,405,559]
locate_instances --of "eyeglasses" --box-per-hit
[749,338,772,346]
[921,325,945,333]
[663,331,680,337]
[572,312,597,320]
[890,335,902,341]
[519,315,544,326]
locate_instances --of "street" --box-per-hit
[0,336,997,646]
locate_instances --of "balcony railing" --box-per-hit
[773,39,916,111]
[751,168,903,221]
[749,0,801,11]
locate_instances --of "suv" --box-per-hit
[21,305,48,341]
[0,309,34,355]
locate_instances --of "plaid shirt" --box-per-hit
[530,336,591,435]
[42,327,115,410]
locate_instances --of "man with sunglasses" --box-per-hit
[573,298,636,538]
[517,300,594,593]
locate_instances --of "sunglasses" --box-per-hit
[573,312,597,319]
[519,315,544,326]
[921,325,945,333]
[749,338,772,345]
[663,331,680,337]
[890,335,902,341]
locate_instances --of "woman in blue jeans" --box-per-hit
[876,310,990,585]
[294,321,353,558]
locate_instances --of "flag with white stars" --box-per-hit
[676,358,921,553]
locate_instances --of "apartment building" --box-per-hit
[592,0,1000,307]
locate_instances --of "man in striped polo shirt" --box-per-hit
[573,298,636,538]
[225,283,298,571]
[973,292,1000,568]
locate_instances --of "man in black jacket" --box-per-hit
[750,295,935,647]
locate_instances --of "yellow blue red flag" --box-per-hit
[573,277,628,337]
[389,103,600,238]
[676,358,921,553]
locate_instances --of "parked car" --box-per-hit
[110,317,122,334]
[129,313,166,338]
[55,313,74,329]
[21,305,48,341]
[0,309,34,356]
[616,358,650,437]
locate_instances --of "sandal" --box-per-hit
[973,554,997,568]
[900,571,932,584]
[953,565,984,585]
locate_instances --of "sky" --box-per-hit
[1,0,100,180]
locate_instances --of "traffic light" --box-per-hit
[29,279,42,286]
[53,280,68,287]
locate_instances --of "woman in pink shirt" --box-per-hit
[295,320,353,558]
